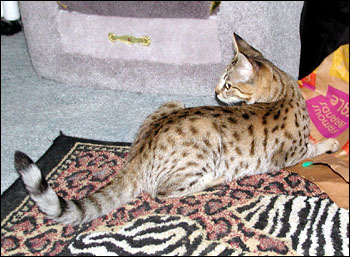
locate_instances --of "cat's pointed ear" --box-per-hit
[232,33,240,57]
[233,33,263,58]
[235,53,254,81]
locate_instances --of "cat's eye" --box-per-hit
[224,83,231,90]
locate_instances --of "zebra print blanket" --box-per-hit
[66,195,348,256]
[1,134,348,256]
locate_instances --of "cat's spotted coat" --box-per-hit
[15,34,339,225]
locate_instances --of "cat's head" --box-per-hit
[215,33,288,105]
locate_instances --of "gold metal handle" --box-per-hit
[108,33,151,46]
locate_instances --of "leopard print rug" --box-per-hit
[1,134,348,256]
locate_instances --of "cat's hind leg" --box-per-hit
[140,100,185,128]
[133,100,185,148]
[153,100,185,115]
[156,172,225,200]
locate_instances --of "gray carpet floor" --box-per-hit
[1,31,218,194]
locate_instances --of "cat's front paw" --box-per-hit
[324,138,340,154]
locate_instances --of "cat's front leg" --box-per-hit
[306,138,340,158]
[287,138,339,167]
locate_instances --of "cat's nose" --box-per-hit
[215,86,220,96]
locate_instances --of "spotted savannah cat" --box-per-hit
[15,33,339,225]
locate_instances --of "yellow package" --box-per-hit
[289,44,349,209]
